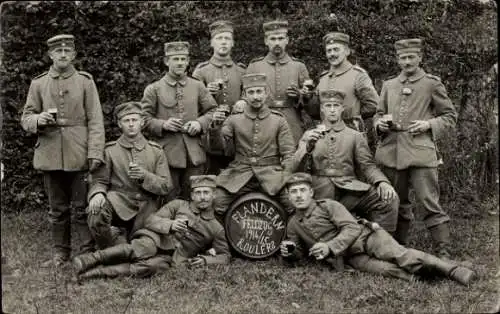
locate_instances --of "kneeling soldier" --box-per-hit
[73,175,230,280]
[280,173,474,286]
[87,102,172,249]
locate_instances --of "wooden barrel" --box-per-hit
[224,192,287,259]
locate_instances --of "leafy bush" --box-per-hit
[0,0,497,212]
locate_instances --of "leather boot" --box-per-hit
[78,263,132,280]
[73,243,133,274]
[74,220,95,255]
[421,252,474,285]
[429,222,451,259]
[394,219,411,246]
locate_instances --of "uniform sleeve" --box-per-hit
[208,117,235,156]
[287,141,308,173]
[373,82,389,131]
[141,84,165,137]
[191,66,205,83]
[353,132,389,185]
[144,200,181,234]
[354,72,379,119]
[427,80,458,140]
[21,80,43,134]
[203,226,231,265]
[324,201,363,256]
[298,63,310,86]
[278,117,297,171]
[302,88,321,120]
[196,83,217,131]
[283,218,307,261]
[141,148,173,196]
[88,148,112,201]
[83,77,105,162]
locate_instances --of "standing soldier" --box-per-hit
[21,34,105,267]
[142,42,217,201]
[246,20,311,144]
[87,102,172,249]
[192,20,246,174]
[302,32,378,134]
[374,39,458,258]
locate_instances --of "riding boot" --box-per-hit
[73,243,133,274]
[394,219,411,246]
[78,263,132,280]
[421,252,474,286]
[429,222,451,259]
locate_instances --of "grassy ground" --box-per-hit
[2,196,499,314]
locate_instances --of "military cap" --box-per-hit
[164,41,190,56]
[394,38,423,55]
[210,20,234,37]
[323,32,350,46]
[319,89,345,104]
[286,172,312,187]
[47,34,75,50]
[190,175,217,189]
[114,101,143,120]
[242,73,267,89]
[263,20,288,35]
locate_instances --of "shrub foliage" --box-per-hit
[0,1,497,212]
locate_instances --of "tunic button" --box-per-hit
[136,193,141,199]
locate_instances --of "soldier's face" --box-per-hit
[397,52,422,76]
[191,187,214,210]
[325,43,349,67]
[166,54,189,76]
[264,33,288,56]
[287,183,314,210]
[118,113,144,138]
[49,47,76,70]
[211,32,234,56]
[245,86,267,110]
[321,101,344,123]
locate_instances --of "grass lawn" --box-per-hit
[2,196,499,314]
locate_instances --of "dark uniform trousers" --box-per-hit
[168,162,205,202]
[44,170,93,256]
[311,177,398,233]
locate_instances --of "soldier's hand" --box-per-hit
[163,118,184,132]
[408,120,430,135]
[88,193,106,215]
[232,100,246,114]
[280,240,296,257]
[207,82,221,95]
[188,256,206,268]
[376,119,390,133]
[171,218,188,233]
[377,181,397,202]
[286,85,299,98]
[309,242,330,260]
[88,158,102,172]
[183,121,202,136]
[212,109,227,125]
[300,129,323,143]
[128,164,146,180]
[37,112,56,126]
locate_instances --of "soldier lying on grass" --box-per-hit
[280,172,475,286]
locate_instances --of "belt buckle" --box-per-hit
[249,157,257,164]
[274,100,285,107]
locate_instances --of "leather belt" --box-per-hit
[235,155,281,166]
[56,118,87,126]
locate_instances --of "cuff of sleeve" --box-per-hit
[326,240,343,257]
[150,119,165,136]
[141,171,156,192]
[88,189,106,203]
[87,150,104,162]
[427,118,441,140]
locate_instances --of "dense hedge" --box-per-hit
[0,1,497,212]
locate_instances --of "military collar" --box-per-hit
[264,53,291,65]
[164,72,187,87]
[328,61,352,77]
[117,134,147,150]
[191,204,215,220]
[324,121,346,132]
[398,68,425,83]
[48,65,76,79]
[243,105,271,120]
[210,55,234,67]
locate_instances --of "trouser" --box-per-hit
[205,153,233,176]
[168,162,205,201]
[43,170,93,257]
[382,166,450,245]
[213,177,293,217]
[87,199,134,249]
[348,228,456,281]
[312,177,398,233]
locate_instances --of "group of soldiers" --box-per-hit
[20,19,474,285]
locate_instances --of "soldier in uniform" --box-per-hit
[87,101,172,250]
[73,175,230,281]
[246,20,311,144]
[374,39,458,258]
[209,73,296,215]
[302,32,378,134]
[21,34,105,267]
[192,20,246,175]
[142,41,217,201]
[290,89,398,234]
[280,173,474,286]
